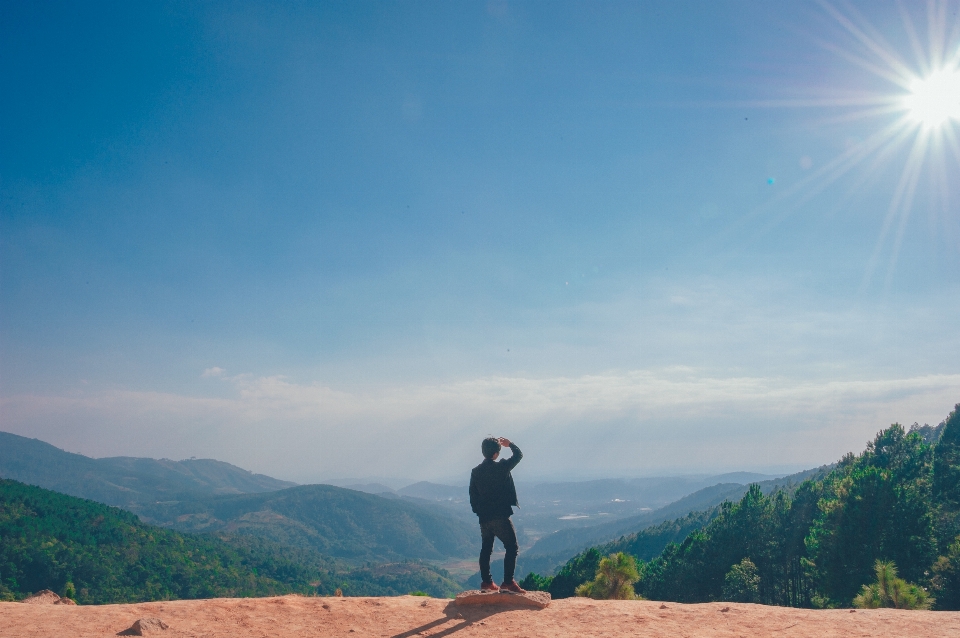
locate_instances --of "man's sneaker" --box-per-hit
[480,581,500,592]
[500,580,526,594]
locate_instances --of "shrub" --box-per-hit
[575,552,640,600]
[852,560,933,610]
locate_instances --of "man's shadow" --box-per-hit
[390,600,543,638]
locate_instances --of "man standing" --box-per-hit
[469,436,526,593]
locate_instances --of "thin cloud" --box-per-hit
[2,370,956,480]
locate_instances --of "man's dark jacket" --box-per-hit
[469,443,522,523]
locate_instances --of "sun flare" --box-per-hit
[737,2,960,289]
[904,68,960,129]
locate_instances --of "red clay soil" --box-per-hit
[2,594,958,637]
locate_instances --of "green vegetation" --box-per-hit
[518,571,553,592]
[852,560,932,610]
[520,508,717,597]
[0,479,314,603]
[521,547,601,598]
[602,508,719,562]
[0,479,461,603]
[722,558,760,603]
[575,552,640,600]
[931,535,960,609]
[323,562,461,598]
[137,484,476,563]
[525,404,960,610]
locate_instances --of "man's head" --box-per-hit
[481,437,501,460]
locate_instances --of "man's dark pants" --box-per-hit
[479,518,519,584]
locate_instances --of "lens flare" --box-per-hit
[903,68,960,129]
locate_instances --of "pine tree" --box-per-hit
[806,425,936,605]
[722,558,760,603]
[931,536,960,610]
[547,548,602,599]
[852,560,933,610]
[933,404,960,508]
[575,553,640,600]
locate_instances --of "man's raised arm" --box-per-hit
[498,437,522,470]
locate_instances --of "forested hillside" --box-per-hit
[0,432,476,566]
[0,480,461,603]
[524,405,960,610]
[137,484,476,563]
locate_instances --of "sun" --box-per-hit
[903,68,960,129]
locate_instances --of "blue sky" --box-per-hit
[2,1,958,483]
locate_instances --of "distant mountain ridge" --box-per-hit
[0,431,295,507]
[343,483,396,495]
[397,481,466,501]
[519,472,780,510]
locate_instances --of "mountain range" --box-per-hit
[0,432,295,507]
[1,429,823,591]
[0,431,476,565]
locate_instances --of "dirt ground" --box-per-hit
[2,594,958,638]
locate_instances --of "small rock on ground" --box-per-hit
[118,618,170,636]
